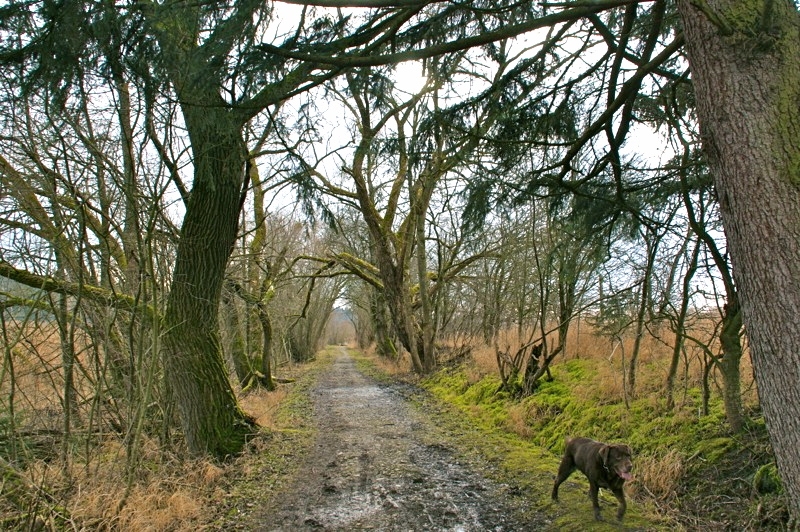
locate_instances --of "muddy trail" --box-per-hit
[261,348,548,531]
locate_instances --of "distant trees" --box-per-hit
[283,56,503,373]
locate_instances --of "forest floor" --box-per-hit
[211,347,666,531]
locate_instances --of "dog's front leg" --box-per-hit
[612,487,626,521]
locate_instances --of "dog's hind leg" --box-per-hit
[551,454,575,501]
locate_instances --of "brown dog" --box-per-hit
[551,437,633,521]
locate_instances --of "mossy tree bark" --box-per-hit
[256,301,277,392]
[162,107,255,456]
[717,298,744,431]
[370,287,397,359]
[221,287,252,387]
[144,1,294,456]
[678,0,800,520]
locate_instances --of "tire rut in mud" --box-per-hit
[264,348,547,531]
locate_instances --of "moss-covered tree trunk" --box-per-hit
[678,0,800,520]
[680,168,746,431]
[162,110,254,457]
[257,303,276,391]
[370,287,397,359]
[222,287,253,387]
[349,132,427,373]
[718,297,744,432]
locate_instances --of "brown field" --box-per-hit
[0,321,298,531]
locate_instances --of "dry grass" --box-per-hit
[438,317,758,409]
[359,344,408,378]
[5,381,301,532]
[468,343,498,380]
[0,314,758,530]
[240,387,289,429]
[363,315,757,414]
[8,438,222,531]
[2,324,69,416]
[506,402,542,439]
[629,449,685,501]
[0,319,308,531]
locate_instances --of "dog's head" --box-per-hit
[600,443,633,481]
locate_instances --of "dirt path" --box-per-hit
[264,348,546,531]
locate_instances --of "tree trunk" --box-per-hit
[112,73,142,295]
[162,114,254,457]
[678,0,800,520]
[718,298,745,432]
[370,288,396,358]
[665,237,700,410]
[680,171,746,431]
[258,307,276,391]
[628,232,658,395]
[373,242,424,372]
[556,259,577,360]
[56,292,77,463]
[221,289,252,387]
[415,185,436,373]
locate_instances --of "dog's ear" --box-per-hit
[620,444,632,457]
[599,444,610,465]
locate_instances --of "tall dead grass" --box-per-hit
[2,384,293,532]
[2,437,223,531]
[0,320,296,530]
[239,387,289,429]
[434,317,756,408]
[629,449,685,502]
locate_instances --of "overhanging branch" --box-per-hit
[276,0,444,6]
[0,262,159,322]
[259,0,644,67]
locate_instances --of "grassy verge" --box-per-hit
[359,350,786,530]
